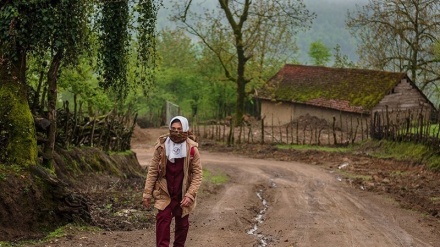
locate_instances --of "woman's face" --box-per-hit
[171,121,183,132]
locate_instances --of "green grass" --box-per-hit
[363,140,430,160]
[44,227,66,240]
[431,197,440,203]
[278,139,440,171]
[203,169,229,185]
[0,242,15,247]
[277,144,350,153]
[356,140,440,170]
[0,224,101,247]
[390,170,408,177]
[407,124,440,137]
[338,170,372,181]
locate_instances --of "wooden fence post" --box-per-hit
[296,121,299,145]
[223,124,226,142]
[278,121,283,143]
[238,123,243,144]
[290,115,294,144]
[271,114,274,143]
[261,117,265,144]
[332,116,337,145]
[360,113,364,141]
[227,118,234,146]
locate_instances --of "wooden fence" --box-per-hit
[54,101,137,151]
[371,110,440,147]
[192,114,370,146]
[192,109,439,148]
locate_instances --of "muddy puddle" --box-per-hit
[247,179,277,246]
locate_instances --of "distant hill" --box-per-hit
[297,0,368,64]
[156,0,368,64]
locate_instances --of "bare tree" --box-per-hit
[347,0,440,95]
[172,0,315,125]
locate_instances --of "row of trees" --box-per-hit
[142,31,356,127]
[149,0,440,127]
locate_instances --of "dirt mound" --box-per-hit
[0,147,146,242]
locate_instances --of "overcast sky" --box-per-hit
[157,0,370,63]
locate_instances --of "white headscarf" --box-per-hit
[165,116,189,163]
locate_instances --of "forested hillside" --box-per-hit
[296,0,368,63]
[157,0,368,64]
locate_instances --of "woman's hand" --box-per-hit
[180,196,193,207]
[143,198,151,208]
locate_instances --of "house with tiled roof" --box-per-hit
[256,64,436,131]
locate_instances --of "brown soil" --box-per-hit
[15,127,440,246]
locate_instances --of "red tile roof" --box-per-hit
[257,64,407,113]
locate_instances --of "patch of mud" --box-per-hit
[78,175,155,231]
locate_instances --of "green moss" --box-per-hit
[266,67,402,110]
[0,81,38,167]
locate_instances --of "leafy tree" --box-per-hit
[0,0,160,167]
[134,0,159,94]
[196,43,236,120]
[308,41,331,66]
[96,0,130,99]
[346,0,440,94]
[0,0,91,167]
[153,30,200,121]
[172,0,315,125]
[59,56,113,112]
[333,44,356,68]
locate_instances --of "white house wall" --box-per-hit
[260,100,368,131]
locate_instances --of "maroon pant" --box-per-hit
[156,200,189,247]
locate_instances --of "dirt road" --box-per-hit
[29,142,439,247]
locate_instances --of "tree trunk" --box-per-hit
[0,56,38,167]
[235,79,246,126]
[32,66,45,115]
[234,29,247,126]
[42,51,63,170]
